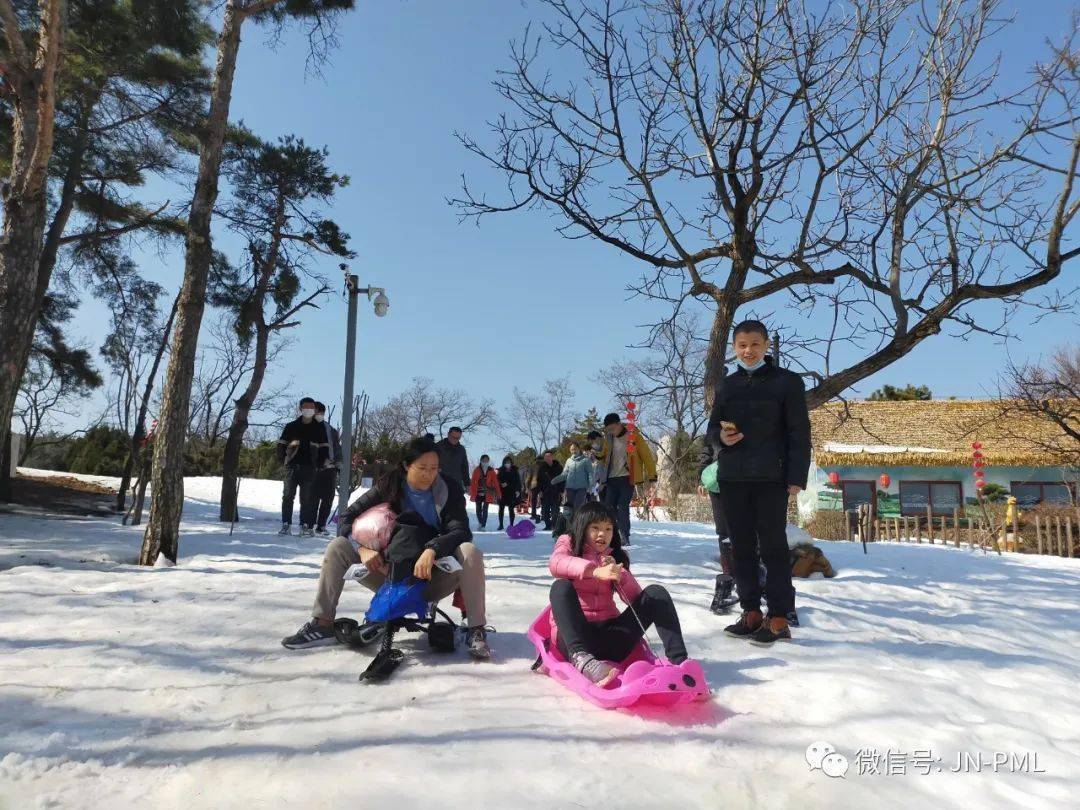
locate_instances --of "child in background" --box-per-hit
[548,502,688,685]
[550,440,593,510]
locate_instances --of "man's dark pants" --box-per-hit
[282,465,317,527]
[717,481,793,616]
[314,467,337,529]
[602,476,634,543]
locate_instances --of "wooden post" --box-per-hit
[1011,509,1019,552]
[915,514,922,543]
[845,510,853,543]
[940,516,946,546]
[953,508,961,547]
[967,519,974,549]
[1067,518,1074,559]
[1056,517,1064,556]
[1035,516,1043,555]
[925,507,934,543]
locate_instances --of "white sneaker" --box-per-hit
[299,525,314,537]
[277,523,291,535]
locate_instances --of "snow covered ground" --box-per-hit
[2,470,1079,809]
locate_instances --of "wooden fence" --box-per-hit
[844,504,1078,558]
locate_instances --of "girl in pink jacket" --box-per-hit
[549,501,689,686]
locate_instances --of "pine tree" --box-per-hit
[213,131,352,522]
[142,0,357,564]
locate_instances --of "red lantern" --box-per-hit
[879,473,891,488]
[974,469,985,479]
[972,450,984,460]
[626,402,636,411]
[828,471,840,485]
[975,479,986,490]
[973,459,985,469]
[971,441,982,450]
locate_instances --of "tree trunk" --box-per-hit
[116,294,178,512]
[126,448,153,527]
[703,297,737,409]
[140,0,245,565]
[0,207,51,502]
[219,321,270,522]
[0,0,68,502]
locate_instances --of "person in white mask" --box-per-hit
[275,396,324,536]
[703,320,811,646]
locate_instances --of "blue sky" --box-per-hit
[62,0,1078,464]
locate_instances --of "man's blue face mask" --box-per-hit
[737,357,766,372]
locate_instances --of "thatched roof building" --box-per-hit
[810,400,1074,468]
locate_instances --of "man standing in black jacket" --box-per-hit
[704,321,811,646]
[435,427,470,491]
[535,450,563,530]
[276,396,324,537]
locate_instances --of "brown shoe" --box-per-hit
[723,609,764,638]
[749,615,792,646]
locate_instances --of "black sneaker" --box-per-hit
[786,609,800,628]
[465,626,492,660]
[724,610,764,638]
[749,616,792,646]
[281,619,338,649]
[710,574,738,614]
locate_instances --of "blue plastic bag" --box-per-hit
[366,577,430,623]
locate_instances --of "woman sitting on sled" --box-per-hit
[548,501,688,685]
[282,436,491,659]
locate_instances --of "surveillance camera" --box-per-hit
[372,291,389,317]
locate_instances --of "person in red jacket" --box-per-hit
[548,501,688,686]
[469,454,502,530]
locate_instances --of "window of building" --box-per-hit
[1011,481,1075,507]
[900,481,962,516]
[840,480,876,515]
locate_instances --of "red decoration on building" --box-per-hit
[828,471,840,485]
[879,473,890,488]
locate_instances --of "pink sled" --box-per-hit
[527,606,711,710]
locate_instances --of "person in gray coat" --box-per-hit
[551,441,594,510]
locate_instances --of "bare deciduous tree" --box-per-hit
[367,377,497,443]
[187,317,293,448]
[498,375,577,453]
[14,353,94,465]
[596,314,708,496]
[456,0,1079,408]
[995,346,1080,469]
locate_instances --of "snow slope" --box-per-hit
[2,471,1078,809]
